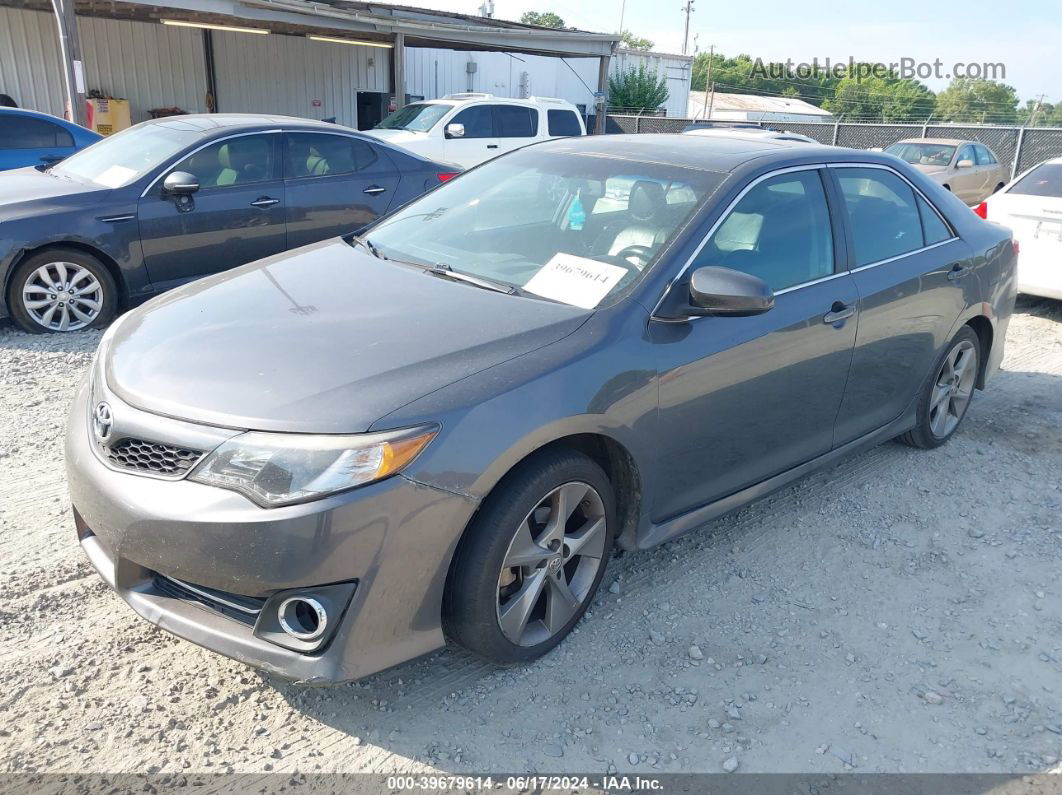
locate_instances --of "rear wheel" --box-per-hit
[444,449,615,664]
[7,248,117,333]
[898,326,980,449]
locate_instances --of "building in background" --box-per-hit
[688,91,834,123]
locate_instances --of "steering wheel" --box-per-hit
[611,244,655,270]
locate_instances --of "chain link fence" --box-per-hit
[609,115,1062,180]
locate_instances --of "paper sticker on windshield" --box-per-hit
[94,164,137,189]
[524,253,627,309]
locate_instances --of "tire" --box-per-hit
[898,326,981,449]
[443,448,616,665]
[7,248,118,334]
[993,183,1005,194]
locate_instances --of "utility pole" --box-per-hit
[618,0,627,37]
[50,0,87,127]
[680,0,694,56]
[1027,93,1046,127]
[701,43,714,119]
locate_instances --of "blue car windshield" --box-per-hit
[365,148,721,309]
[50,123,201,188]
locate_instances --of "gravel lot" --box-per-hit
[1,298,1060,777]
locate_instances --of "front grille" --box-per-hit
[103,438,204,477]
[152,573,265,627]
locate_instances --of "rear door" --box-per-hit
[138,133,287,288]
[828,164,976,444]
[0,114,77,170]
[283,132,400,247]
[441,104,498,168]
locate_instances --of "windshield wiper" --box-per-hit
[424,263,519,295]
[351,235,385,259]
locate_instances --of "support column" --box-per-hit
[594,54,610,135]
[50,0,87,127]
[390,32,406,112]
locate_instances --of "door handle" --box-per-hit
[250,196,280,208]
[823,302,856,325]
[947,263,970,281]
[486,144,499,149]
[363,185,387,196]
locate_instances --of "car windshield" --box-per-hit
[376,103,452,132]
[1010,163,1062,197]
[50,123,201,188]
[885,142,957,167]
[364,148,721,309]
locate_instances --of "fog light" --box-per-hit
[277,596,328,641]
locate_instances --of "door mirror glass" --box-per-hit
[445,122,466,139]
[688,266,774,316]
[956,159,974,169]
[163,170,200,194]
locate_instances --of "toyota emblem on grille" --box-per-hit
[93,402,113,443]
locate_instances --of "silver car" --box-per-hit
[884,138,1009,206]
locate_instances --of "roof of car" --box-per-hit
[896,137,972,146]
[535,133,833,173]
[143,113,358,134]
[0,105,83,128]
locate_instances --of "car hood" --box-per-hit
[362,129,429,145]
[908,164,950,178]
[0,168,107,221]
[104,239,589,433]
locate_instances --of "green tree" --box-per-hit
[519,11,565,28]
[824,74,934,122]
[935,78,1019,124]
[620,31,654,51]
[608,63,669,112]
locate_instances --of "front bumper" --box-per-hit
[66,376,478,683]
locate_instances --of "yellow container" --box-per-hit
[86,98,132,136]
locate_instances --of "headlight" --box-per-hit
[188,425,438,507]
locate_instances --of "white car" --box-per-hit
[977,157,1062,300]
[682,126,818,144]
[364,94,585,170]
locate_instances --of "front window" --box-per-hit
[376,102,452,132]
[50,123,201,188]
[363,148,721,309]
[1010,163,1062,197]
[885,142,957,167]
[170,135,277,188]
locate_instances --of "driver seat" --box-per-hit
[609,180,669,258]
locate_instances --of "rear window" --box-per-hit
[494,105,538,138]
[547,109,582,137]
[1010,163,1062,197]
[0,115,74,148]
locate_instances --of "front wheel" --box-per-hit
[898,326,980,449]
[443,449,615,665]
[7,249,117,333]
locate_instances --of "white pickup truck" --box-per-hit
[363,93,586,170]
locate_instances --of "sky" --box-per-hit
[378,0,1060,104]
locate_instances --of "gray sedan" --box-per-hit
[67,133,1016,682]
[0,114,457,333]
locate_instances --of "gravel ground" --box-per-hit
[0,298,1060,777]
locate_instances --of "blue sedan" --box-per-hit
[0,113,459,332]
[0,107,102,171]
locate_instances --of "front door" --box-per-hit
[138,133,287,289]
[442,104,499,168]
[651,168,858,520]
[283,132,400,247]
[828,165,976,444]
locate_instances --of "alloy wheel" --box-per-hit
[496,481,607,647]
[22,261,104,332]
[929,339,977,438]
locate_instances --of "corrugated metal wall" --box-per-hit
[212,31,389,128]
[0,7,207,122]
[611,50,692,118]
[0,7,65,116]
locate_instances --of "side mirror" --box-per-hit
[163,170,200,195]
[688,266,774,317]
[956,159,974,169]
[444,122,465,139]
